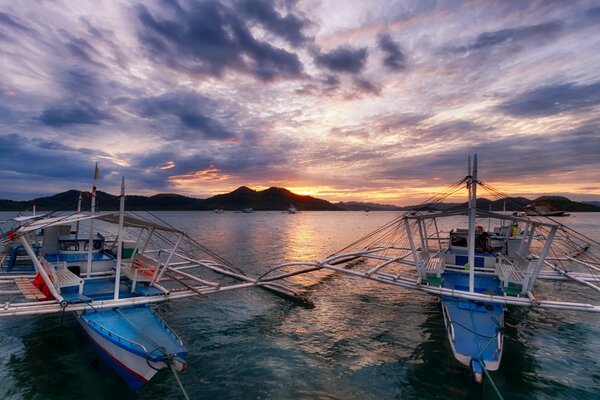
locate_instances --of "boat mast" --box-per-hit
[114,177,125,300]
[75,191,82,236]
[86,163,99,278]
[467,154,478,293]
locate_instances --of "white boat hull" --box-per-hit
[77,313,163,389]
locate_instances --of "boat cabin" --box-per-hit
[444,228,497,269]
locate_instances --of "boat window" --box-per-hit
[59,241,79,251]
[451,236,467,247]
[84,240,102,251]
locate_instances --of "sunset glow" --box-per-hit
[1,1,599,205]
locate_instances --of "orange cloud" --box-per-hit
[168,165,233,185]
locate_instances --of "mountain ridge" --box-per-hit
[1,188,598,212]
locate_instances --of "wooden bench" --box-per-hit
[497,258,527,296]
[424,257,444,286]
[40,258,83,294]
[124,255,159,292]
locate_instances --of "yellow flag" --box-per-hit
[94,163,100,181]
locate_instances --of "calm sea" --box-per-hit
[1,211,599,399]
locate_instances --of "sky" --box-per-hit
[1,0,599,205]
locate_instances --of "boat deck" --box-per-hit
[80,277,164,300]
[442,272,504,369]
[80,306,187,359]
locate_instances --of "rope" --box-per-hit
[169,362,191,400]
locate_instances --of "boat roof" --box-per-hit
[405,208,558,227]
[16,212,181,234]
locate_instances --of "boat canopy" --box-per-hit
[16,212,181,234]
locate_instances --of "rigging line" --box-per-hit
[126,210,246,275]
[332,178,468,255]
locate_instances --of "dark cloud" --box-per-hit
[38,101,108,126]
[453,21,563,52]
[498,81,600,117]
[64,37,102,65]
[377,33,406,70]
[294,74,340,96]
[314,45,368,74]
[586,5,600,19]
[237,0,309,46]
[0,12,30,32]
[0,133,112,189]
[132,91,237,140]
[135,0,304,81]
[352,77,381,96]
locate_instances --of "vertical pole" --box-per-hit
[155,233,183,282]
[468,154,478,293]
[114,177,125,300]
[433,218,442,251]
[140,228,155,256]
[528,226,557,291]
[86,164,98,278]
[417,218,429,260]
[405,218,423,278]
[75,192,82,236]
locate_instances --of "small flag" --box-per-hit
[94,162,100,181]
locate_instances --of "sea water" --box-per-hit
[0,211,599,399]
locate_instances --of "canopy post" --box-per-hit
[155,233,184,283]
[114,177,125,300]
[528,226,557,291]
[468,154,478,293]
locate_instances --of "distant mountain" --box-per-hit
[399,196,600,212]
[583,201,600,207]
[0,187,342,212]
[201,186,341,211]
[336,201,403,211]
[1,189,598,212]
[531,196,600,212]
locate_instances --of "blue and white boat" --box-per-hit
[0,172,309,391]
[261,154,600,384]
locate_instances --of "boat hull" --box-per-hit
[441,272,504,380]
[76,306,187,389]
[77,313,159,389]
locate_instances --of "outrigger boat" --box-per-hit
[258,155,600,383]
[0,176,309,391]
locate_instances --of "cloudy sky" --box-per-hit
[1,0,599,204]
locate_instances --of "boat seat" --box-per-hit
[497,258,527,296]
[424,257,444,286]
[124,255,160,292]
[40,258,84,294]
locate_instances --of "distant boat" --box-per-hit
[242,207,253,213]
[287,204,297,214]
[523,202,570,217]
[214,209,224,213]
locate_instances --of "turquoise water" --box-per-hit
[1,211,599,399]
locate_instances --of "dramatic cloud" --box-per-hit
[237,0,309,46]
[499,81,600,117]
[39,102,108,126]
[131,91,239,140]
[452,21,563,53]
[1,0,599,203]
[135,0,304,81]
[314,45,368,73]
[377,33,406,70]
